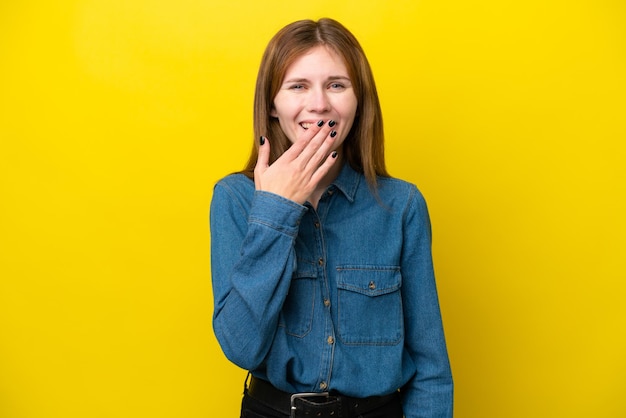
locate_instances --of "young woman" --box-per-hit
[210,18,453,418]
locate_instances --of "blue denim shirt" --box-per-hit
[210,163,453,418]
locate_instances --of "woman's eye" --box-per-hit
[290,84,304,90]
[330,83,345,89]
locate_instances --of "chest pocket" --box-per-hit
[336,266,403,345]
[278,261,317,338]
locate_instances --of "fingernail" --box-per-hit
[331,151,338,158]
[328,120,336,127]
[259,136,265,145]
[317,120,324,127]
[330,130,337,138]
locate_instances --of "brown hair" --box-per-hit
[241,18,388,189]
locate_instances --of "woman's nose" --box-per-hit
[307,89,331,113]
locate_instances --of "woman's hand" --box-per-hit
[254,120,339,205]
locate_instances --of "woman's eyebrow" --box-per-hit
[283,78,309,83]
[283,75,351,83]
[327,75,351,81]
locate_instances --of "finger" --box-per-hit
[298,121,336,165]
[308,150,340,185]
[301,125,337,169]
[254,136,270,187]
[283,119,327,160]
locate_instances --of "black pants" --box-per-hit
[240,390,404,418]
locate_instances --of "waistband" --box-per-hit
[246,375,399,418]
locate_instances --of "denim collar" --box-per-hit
[331,163,361,203]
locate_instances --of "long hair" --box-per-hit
[241,18,388,189]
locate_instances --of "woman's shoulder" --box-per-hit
[376,175,426,202]
[212,172,255,201]
[373,176,431,222]
[215,172,254,189]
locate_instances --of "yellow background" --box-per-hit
[1,1,625,417]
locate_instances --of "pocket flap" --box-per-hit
[336,266,401,296]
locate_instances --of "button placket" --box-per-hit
[309,211,334,393]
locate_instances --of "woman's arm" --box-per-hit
[400,187,454,418]
[210,181,306,370]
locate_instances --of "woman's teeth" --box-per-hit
[300,122,313,130]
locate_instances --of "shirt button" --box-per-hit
[319,382,328,390]
[314,221,320,229]
[327,336,334,344]
[368,281,376,290]
[323,298,331,307]
[318,258,324,266]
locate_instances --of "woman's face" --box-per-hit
[271,46,358,150]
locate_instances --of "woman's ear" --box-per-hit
[270,105,278,118]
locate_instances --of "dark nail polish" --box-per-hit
[330,130,337,138]
[317,120,324,127]
[331,151,338,158]
[260,136,265,145]
[328,120,336,127]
